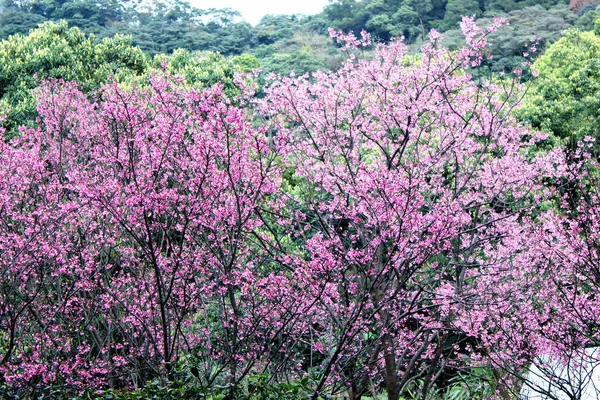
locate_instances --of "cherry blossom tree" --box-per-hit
[0,75,294,393]
[258,18,568,400]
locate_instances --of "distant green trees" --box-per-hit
[4,0,600,103]
[322,0,570,42]
[437,0,481,31]
[439,4,576,73]
[253,28,344,76]
[487,4,576,72]
[120,6,255,56]
[0,0,128,38]
[0,0,256,56]
[0,20,147,134]
[0,1,47,38]
[253,14,298,45]
[323,0,437,41]
[519,24,600,151]
[0,21,251,136]
[1,0,592,80]
[0,0,582,55]
[153,48,248,95]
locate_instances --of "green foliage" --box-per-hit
[0,0,580,85]
[575,4,600,30]
[437,0,482,31]
[364,0,433,41]
[232,53,261,73]
[396,366,509,400]
[0,20,148,135]
[0,5,47,37]
[77,381,206,400]
[323,0,369,36]
[0,0,256,56]
[484,0,569,13]
[487,4,576,73]
[440,4,576,73]
[151,49,241,95]
[248,14,344,76]
[518,27,600,151]
[255,31,344,76]
[259,47,326,76]
[126,4,255,56]
[324,0,438,42]
[0,0,581,71]
[441,367,500,400]
[0,18,252,136]
[323,0,570,44]
[0,0,135,40]
[75,373,313,400]
[254,15,298,45]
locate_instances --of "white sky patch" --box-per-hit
[189,0,330,25]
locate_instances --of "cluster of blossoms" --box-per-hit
[0,16,598,400]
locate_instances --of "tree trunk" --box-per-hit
[383,333,400,400]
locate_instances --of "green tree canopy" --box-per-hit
[0,20,148,134]
[151,49,252,96]
[483,0,569,13]
[439,4,576,73]
[518,26,600,151]
[0,20,263,136]
[437,0,481,31]
[0,0,129,38]
[321,0,570,43]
